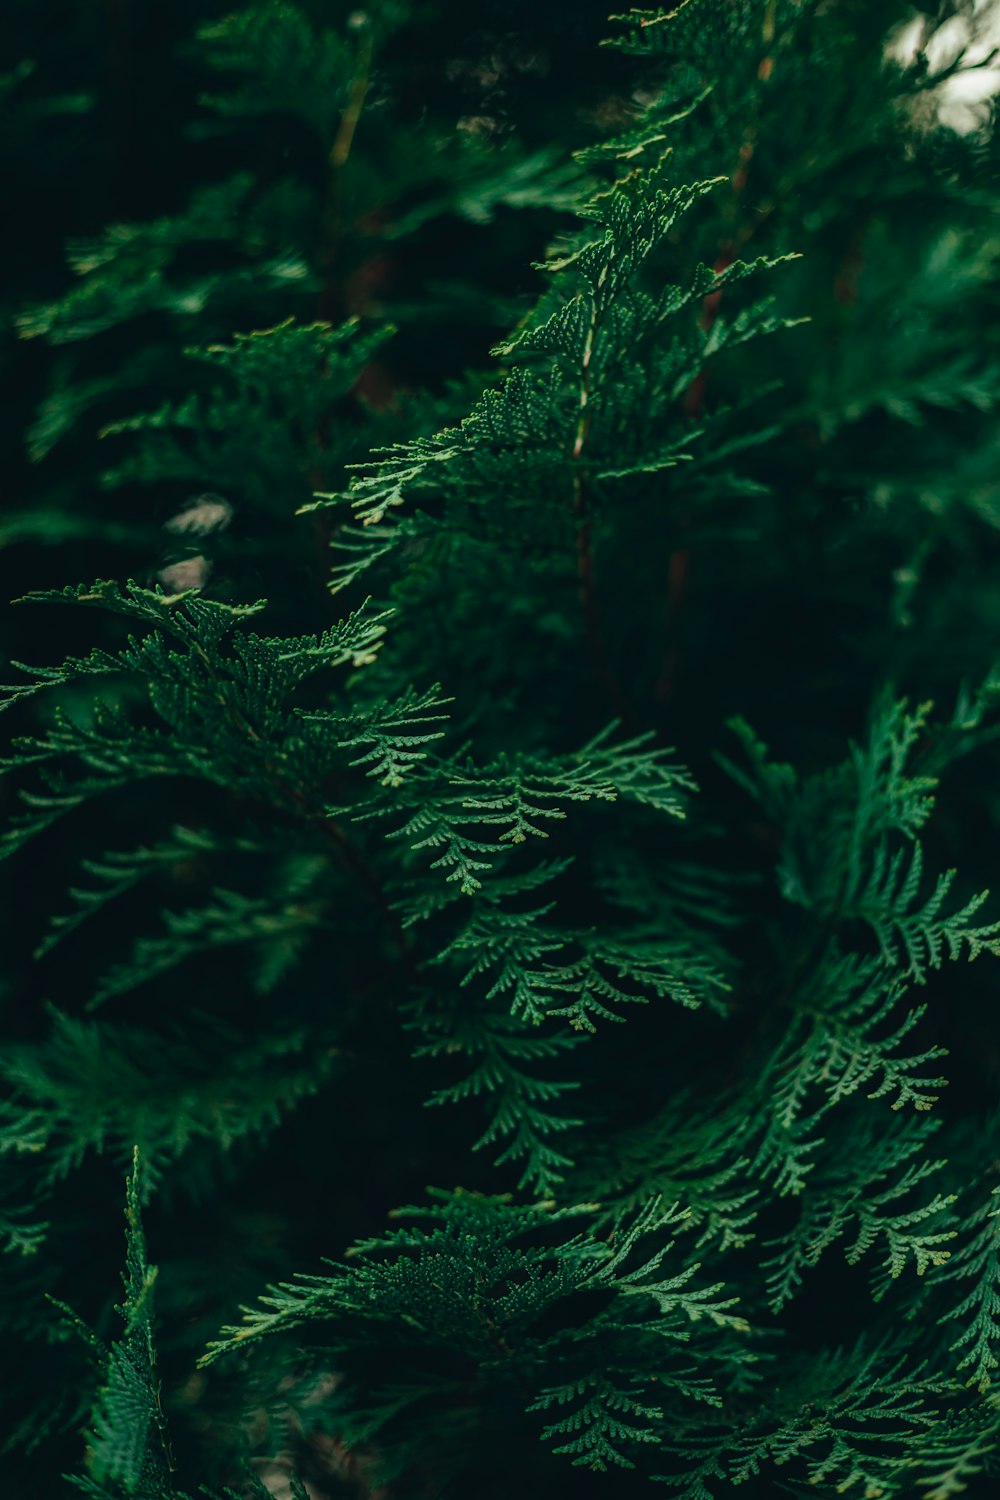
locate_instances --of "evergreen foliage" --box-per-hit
[3,1,1000,1496]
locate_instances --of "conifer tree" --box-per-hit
[2,2,1000,1497]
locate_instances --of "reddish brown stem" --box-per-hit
[317,24,373,325]
[666,15,776,707]
[654,547,692,706]
[570,311,633,724]
[287,786,413,970]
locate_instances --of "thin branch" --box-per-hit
[571,300,633,724]
[318,22,374,324]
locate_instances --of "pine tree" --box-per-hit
[3,2,1000,1496]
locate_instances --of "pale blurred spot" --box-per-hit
[255,1460,324,1500]
[165,494,234,537]
[301,1371,342,1405]
[457,114,502,137]
[158,555,211,592]
[887,0,1000,133]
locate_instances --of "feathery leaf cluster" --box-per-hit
[2,2,1000,1497]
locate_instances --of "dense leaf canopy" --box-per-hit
[2,2,1000,1497]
